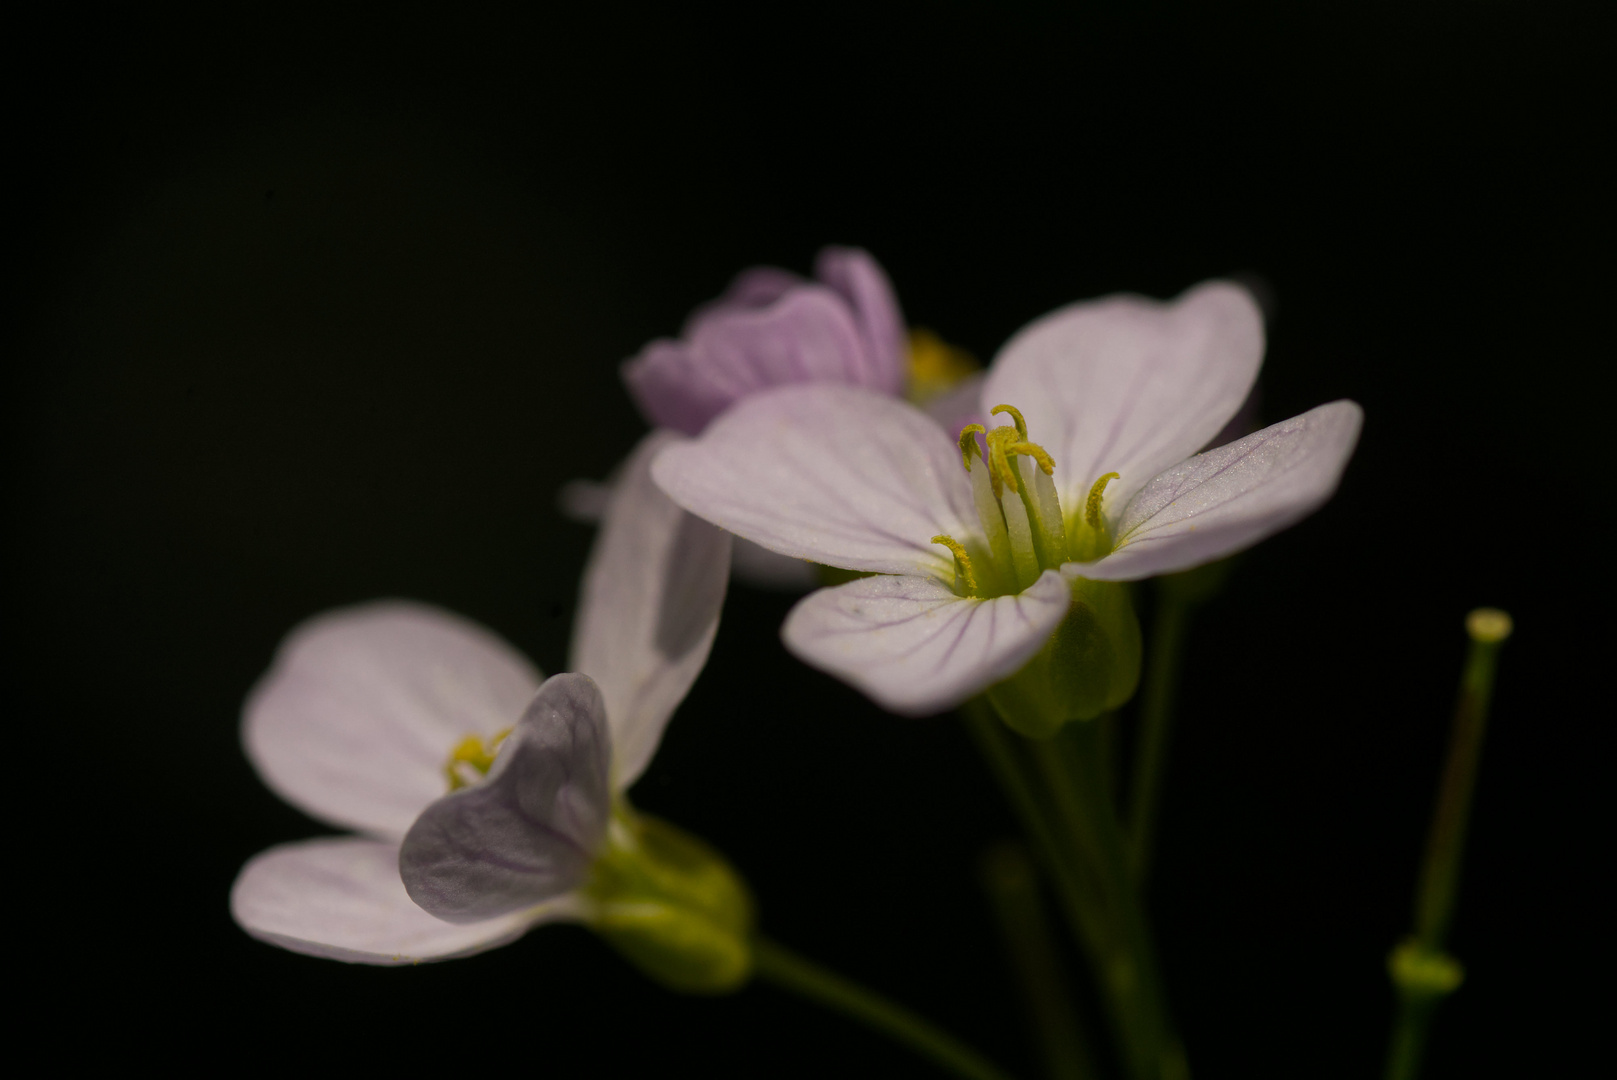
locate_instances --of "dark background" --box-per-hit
[7,3,1608,1075]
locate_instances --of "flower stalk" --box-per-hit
[1383,608,1512,1080]
[752,936,1020,1080]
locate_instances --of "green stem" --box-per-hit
[981,841,1102,1080]
[1128,592,1189,884]
[962,704,1133,1070]
[1382,608,1511,1080]
[1034,725,1188,1080]
[753,936,1021,1080]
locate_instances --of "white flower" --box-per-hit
[231,431,732,964]
[652,281,1361,719]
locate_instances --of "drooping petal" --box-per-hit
[814,246,907,394]
[781,570,1071,716]
[244,602,541,841]
[570,431,731,790]
[399,673,613,923]
[652,383,978,580]
[231,837,563,965]
[982,281,1265,525]
[1079,401,1363,581]
[622,287,878,436]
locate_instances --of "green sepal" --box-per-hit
[586,810,755,994]
[987,576,1142,738]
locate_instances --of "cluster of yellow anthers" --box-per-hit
[444,728,511,790]
[931,404,1120,599]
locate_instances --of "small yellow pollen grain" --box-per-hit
[1465,608,1513,644]
[989,404,1029,440]
[957,424,986,471]
[1006,441,1055,476]
[1085,472,1121,529]
[931,535,978,594]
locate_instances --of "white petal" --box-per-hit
[982,280,1264,524]
[400,674,613,923]
[1081,401,1363,581]
[782,571,1071,716]
[230,837,565,965]
[570,432,731,789]
[652,383,978,580]
[244,602,541,840]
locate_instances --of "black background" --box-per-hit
[7,3,1609,1075]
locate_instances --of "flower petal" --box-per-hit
[982,280,1265,523]
[782,570,1071,716]
[399,673,612,923]
[570,431,731,789]
[230,837,561,965]
[623,286,878,436]
[814,246,907,394]
[244,602,541,841]
[1080,401,1363,581]
[652,383,978,580]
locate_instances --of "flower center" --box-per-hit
[931,404,1120,597]
[443,728,511,791]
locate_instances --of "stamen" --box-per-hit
[443,728,511,791]
[1006,441,1055,475]
[986,426,1024,497]
[989,404,1028,440]
[931,535,979,594]
[1085,472,1120,530]
[957,424,986,471]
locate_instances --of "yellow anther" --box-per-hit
[1085,472,1121,530]
[957,424,986,471]
[443,728,511,791]
[986,426,1024,497]
[931,535,979,594]
[989,404,1028,440]
[1006,441,1055,476]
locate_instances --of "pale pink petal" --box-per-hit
[782,570,1071,716]
[570,432,731,789]
[243,602,541,840]
[1079,401,1363,581]
[814,246,907,394]
[400,674,613,923]
[920,370,989,438]
[652,383,978,580]
[230,837,565,965]
[982,281,1265,525]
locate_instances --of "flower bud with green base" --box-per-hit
[587,811,755,994]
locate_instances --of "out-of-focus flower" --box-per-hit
[654,282,1361,732]
[579,248,981,592]
[232,432,744,976]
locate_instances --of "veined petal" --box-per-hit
[244,602,541,841]
[653,383,978,580]
[814,246,907,394]
[982,281,1264,525]
[230,837,563,965]
[1080,401,1363,581]
[399,673,612,923]
[782,571,1071,716]
[570,431,731,790]
[623,287,876,436]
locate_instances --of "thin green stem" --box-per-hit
[1128,592,1189,885]
[1034,725,1188,1080]
[1383,608,1511,1080]
[753,936,1021,1080]
[981,841,1102,1080]
[962,703,1133,1070]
